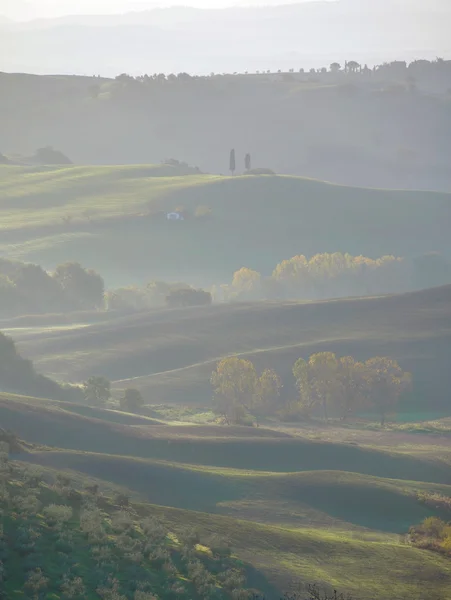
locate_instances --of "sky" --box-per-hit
[0,0,328,21]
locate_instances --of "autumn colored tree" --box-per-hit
[336,356,366,420]
[256,368,282,415]
[308,352,340,421]
[292,357,315,415]
[362,357,412,426]
[211,357,258,423]
[231,267,262,299]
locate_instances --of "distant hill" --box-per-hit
[15,285,451,410]
[0,331,79,400]
[1,1,450,74]
[1,63,451,190]
[1,166,450,285]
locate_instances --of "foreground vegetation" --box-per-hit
[0,443,262,599]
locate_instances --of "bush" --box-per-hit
[43,504,73,528]
[111,511,134,533]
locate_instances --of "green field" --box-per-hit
[3,375,451,597]
[1,164,451,284]
[2,164,451,597]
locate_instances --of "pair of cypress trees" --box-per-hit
[229,149,251,174]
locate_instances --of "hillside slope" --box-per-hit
[15,285,451,408]
[1,166,450,284]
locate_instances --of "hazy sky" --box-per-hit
[0,0,327,20]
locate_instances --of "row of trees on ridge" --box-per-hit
[216,252,451,302]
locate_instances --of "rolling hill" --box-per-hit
[13,285,451,411]
[1,165,451,285]
[3,386,451,597]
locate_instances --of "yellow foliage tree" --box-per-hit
[308,352,340,421]
[231,267,262,299]
[336,356,367,420]
[362,357,412,426]
[211,357,258,424]
[292,357,314,415]
[256,368,282,415]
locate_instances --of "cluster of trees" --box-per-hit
[0,257,214,317]
[211,354,411,426]
[0,259,104,316]
[106,282,212,311]
[0,442,256,599]
[211,357,282,425]
[217,252,451,303]
[83,377,146,414]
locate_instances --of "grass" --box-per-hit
[7,456,451,600]
[5,389,451,597]
[20,449,451,533]
[1,165,450,284]
[111,502,451,600]
[2,460,261,600]
[3,400,451,484]
[13,285,451,413]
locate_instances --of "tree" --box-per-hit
[53,262,104,309]
[308,352,340,421]
[83,376,111,406]
[245,152,251,171]
[362,357,412,426]
[211,357,258,424]
[256,368,282,416]
[231,267,262,299]
[346,61,361,74]
[120,388,144,413]
[336,356,366,420]
[229,149,236,175]
[330,62,341,73]
[292,357,314,414]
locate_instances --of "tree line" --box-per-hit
[0,259,104,316]
[0,258,212,317]
[211,354,411,426]
[1,251,449,318]
[216,252,451,303]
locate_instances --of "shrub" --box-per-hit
[114,493,130,508]
[43,504,73,528]
[111,511,134,532]
[60,575,86,599]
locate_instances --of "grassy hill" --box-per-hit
[1,165,450,284]
[21,449,451,532]
[4,451,451,600]
[4,388,451,597]
[14,285,451,411]
[2,393,451,485]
